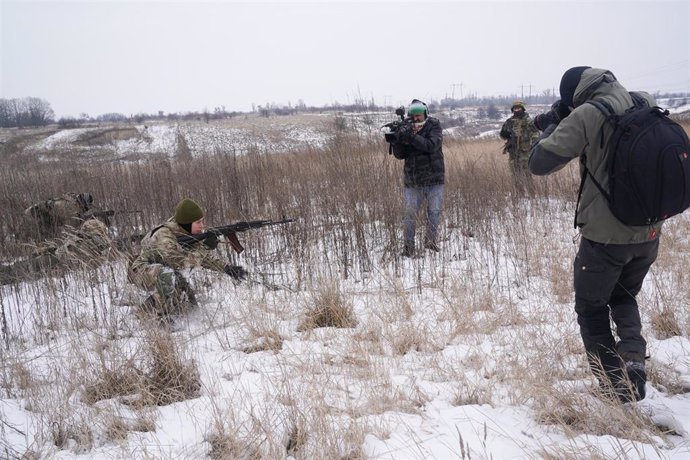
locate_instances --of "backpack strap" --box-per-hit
[574,154,612,228]
[629,91,649,110]
[574,100,616,228]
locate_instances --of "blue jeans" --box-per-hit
[403,184,444,247]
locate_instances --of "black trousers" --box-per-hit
[573,237,659,380]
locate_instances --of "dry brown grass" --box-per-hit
[81,328,200,407]
[650,306,682,339]
[241,328,284,354]
[533,388,665,442]
[2,119,689,458]
[297,282,357,331]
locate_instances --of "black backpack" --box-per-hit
[576,93,690,227]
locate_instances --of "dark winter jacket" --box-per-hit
[529,68,662,244]
[391,117,445,187]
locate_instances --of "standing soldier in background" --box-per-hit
[500,101,539,186]
[24,192,95,238]
[128,198,247,319]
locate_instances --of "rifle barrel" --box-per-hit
[177,218,294,247]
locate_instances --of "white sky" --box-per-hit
[2,0,689,118]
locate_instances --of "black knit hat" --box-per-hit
[559,66,591,108]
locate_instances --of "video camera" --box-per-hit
[534,100,571,131]
[382,107,413,143]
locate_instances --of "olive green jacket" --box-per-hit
[529,68,663,244]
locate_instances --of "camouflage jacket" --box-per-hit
[529,68,662,244]
[130,219,226,274]
[24,192,88,235]
[35,218,113,268]
[500,113,539,155]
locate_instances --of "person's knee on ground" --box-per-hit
[155,266,178,300]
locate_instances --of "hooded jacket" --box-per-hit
[529,68,662,244]
[391,117,445,187]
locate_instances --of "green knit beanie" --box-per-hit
[174,198,204,224]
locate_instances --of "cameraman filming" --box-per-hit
[387,99,444,257]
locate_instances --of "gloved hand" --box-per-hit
[555,100,572,120]
[534,100,572,132]
[533,112,552,132]
[397,123,414,143]
[224,264,248,281]
[203,233,219,249]
[537,122,558,142]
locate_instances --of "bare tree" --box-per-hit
[27,97,55,126]
[0,99,11,128]
[0,97,54,127]
[487,103,501,120]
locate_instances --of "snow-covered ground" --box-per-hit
[2,102,690,457]
[18,107,529,162]
[2,195,690,459]
[18,98,688,164]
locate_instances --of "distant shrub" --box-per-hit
[58,117,81,129]
[334,114,348,131]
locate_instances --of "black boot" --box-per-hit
[615,361,647,402]
[402,243,415,258]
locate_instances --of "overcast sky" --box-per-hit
[2,0,689,118]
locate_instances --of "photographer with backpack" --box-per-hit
[529,66,690,403]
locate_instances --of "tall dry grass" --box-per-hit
[1,119,689,458]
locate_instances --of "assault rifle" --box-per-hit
[80,209,141,225]
[177,218,294,253]
[502,134,516,155]
[81,209,115,220]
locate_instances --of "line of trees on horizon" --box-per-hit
[0,97,55,129]
[3,91,688,129]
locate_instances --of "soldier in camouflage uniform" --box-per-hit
[0,218,114,285]
[499,101,540,179]
[128,198,247,318]
[24,192,95,238]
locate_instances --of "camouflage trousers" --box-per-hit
[128,263,197,316]
[508,151,535,193]
[508,151,531,174]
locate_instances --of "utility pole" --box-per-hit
[451,83,463,100]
